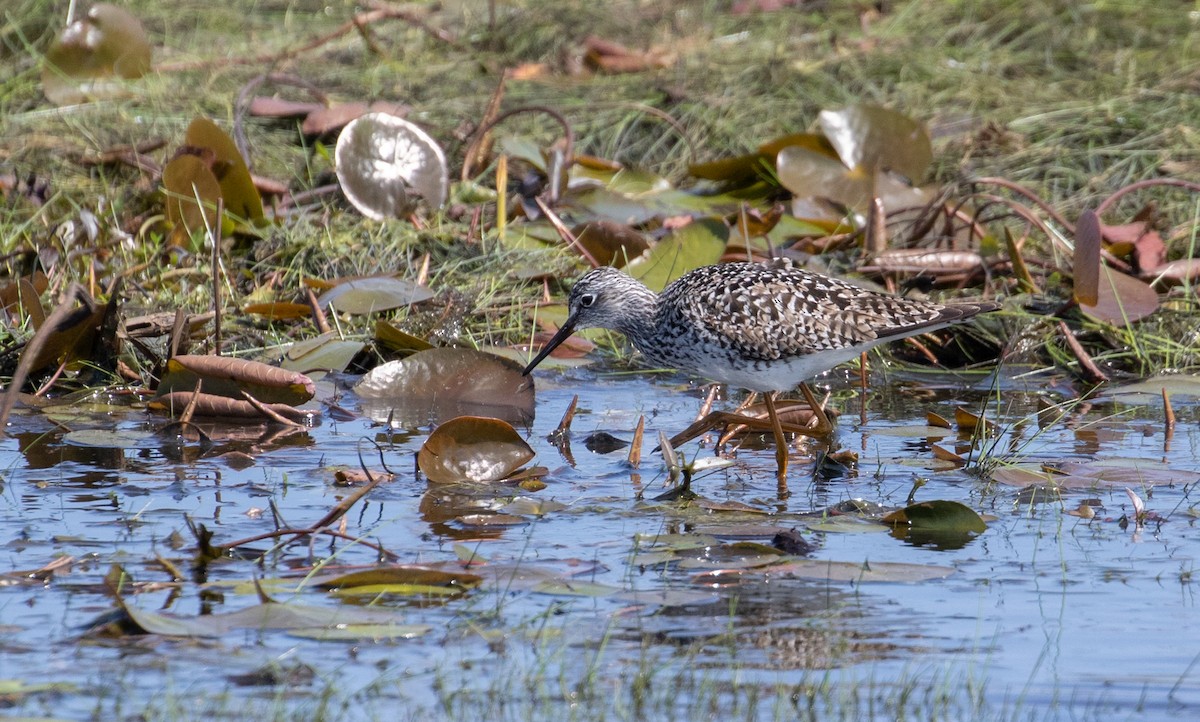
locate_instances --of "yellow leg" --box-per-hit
[763,392,790,481]
[797,382,833,436]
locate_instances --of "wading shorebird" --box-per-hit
[522,261,999,481]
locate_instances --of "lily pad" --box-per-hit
[767,559,955,583]
[335,112,448,219]
[281,333,366,375]
[317,276,434,315]
[881,500,987,534]
[418,416,536,483]
[42,4,151,105]
[356,347,535,425]
[1104,375,1200,404]
[624,217,729,292]
[1079,265,1159,325]
[818,104,932,181]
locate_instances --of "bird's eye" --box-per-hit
[579,293,597,308]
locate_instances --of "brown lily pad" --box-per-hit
[355,347,535,425]
[418,416,536,483]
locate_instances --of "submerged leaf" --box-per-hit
[418,416,536,483]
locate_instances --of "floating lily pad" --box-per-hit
[418,416,536,483]
[881,500,987,534]
[1104,375,1200,404]
[62,429,152,449]
[281,333,366,375]
[356,347,535,425]
[97,597,412,638]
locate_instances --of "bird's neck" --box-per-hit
[614,283,659,352]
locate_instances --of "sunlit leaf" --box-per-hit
[817,104,932,180]
[42,4,151,105]
[1074,209,1102,306]
[184,118,265,225]
[355,347,535,425]
[317,276,434,315]
[335,112,448,219]
[375,320,435,355]
[418,416,535,483]
[281,333,365,375]
[624,217,728,292]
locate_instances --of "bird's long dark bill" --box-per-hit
[522,317,579,375]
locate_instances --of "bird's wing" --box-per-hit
[664,267,959,361]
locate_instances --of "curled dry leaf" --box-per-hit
[335,112,448,220]
[42,3,151,105]
[149,392,313,422]
[418,416,536,483]
[862,249,984,276]
[158,355,316,405]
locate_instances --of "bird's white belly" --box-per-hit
[698,346,874,393]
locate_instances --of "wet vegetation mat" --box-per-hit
[1,0,1199,720]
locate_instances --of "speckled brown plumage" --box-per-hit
[523,260,999,393]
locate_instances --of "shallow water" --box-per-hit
[2,364,1198,721]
